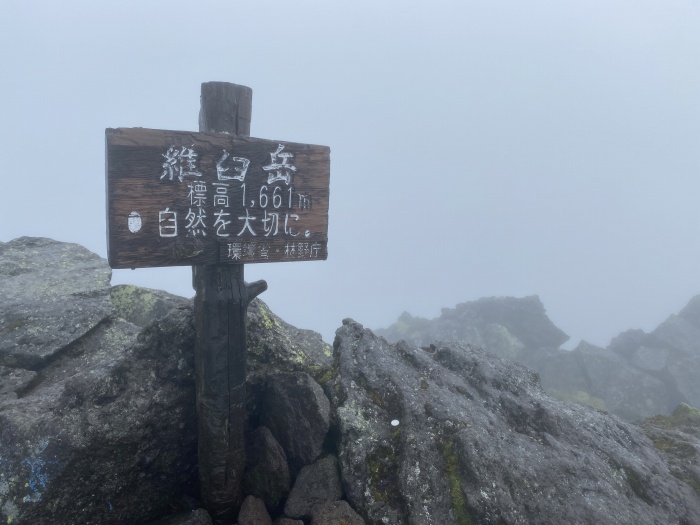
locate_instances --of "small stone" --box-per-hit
[261,372,330,474]
[243,426,290,508]
[284,455,342,519]
[238,495,272,525]
[310,501,365,525]
[273,519,304,525]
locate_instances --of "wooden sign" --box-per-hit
[106,127,330,269]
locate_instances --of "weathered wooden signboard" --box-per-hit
[106,127,330,269]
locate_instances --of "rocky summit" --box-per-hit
[1,237,700,525]
[378,295,700,422]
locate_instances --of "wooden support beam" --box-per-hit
[193,82,267,523]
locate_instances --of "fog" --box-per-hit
[1,0,699,348]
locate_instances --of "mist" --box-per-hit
[1,0,699,349]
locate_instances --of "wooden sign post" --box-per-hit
[105,82,330,523]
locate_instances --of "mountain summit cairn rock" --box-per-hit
[2,237,700,524]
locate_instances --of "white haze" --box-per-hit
[1,0,699,349]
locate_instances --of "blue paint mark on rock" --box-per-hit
[22,456,48,494]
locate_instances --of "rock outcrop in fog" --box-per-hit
[377,295,700,421]
[2,237,700,525]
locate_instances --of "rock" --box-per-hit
[9,236,700,525]
[310,500,365,525]
[259,372,330,475]
[243,426,290,509]
[668,355,700,409]
[375,294,700,421]
[0,306,199,525]
[284,456,343,519]
[111,284,190,328]
[0,238,198,525]
[0,237,112,369]
[375,295,569,353]
[238,495,272,525]
[246,298,334,384]
[518,341,680,420]
[0,365,36,401]
[651,312,700,356]
[0,238,342,525]
[640,403,700,496]
[330,319,700,525]
[148,508,213,525]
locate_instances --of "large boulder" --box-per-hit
[376,293,700,422]
[259,372,331,476]
[329,319,700,525]
[518,341,681,420]
[6,237,700,525]
[0,237,337,525]
[640,403,700,496]
[375,295,569,356]
[0,239,199,524]
[0,237,113,369]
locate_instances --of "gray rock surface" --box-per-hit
[639,403,700,496]
[0,305,198,524]
[246,299,334,383]
[0,237,112,369]
[518,341,680,420]
[376,293,700,421]
[238,495,273,525]
[260,372,330,475]
[111,284,191,328]
[243,426,290,509]
[0,237,338,525]
[330,319,700,525]
[284,456,343,519]
[0,238,198,525]
[310,500,365,525]
[6,237,700,525]
[148,509,213,525]
[375,295,569,356]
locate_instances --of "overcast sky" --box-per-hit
[1,0,699,348]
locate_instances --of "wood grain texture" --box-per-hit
[193,82,268,523]
[106,127,330,269]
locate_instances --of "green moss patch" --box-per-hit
[437,435,475,525]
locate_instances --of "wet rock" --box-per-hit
[0,365,36,401]
[284,456,343,519]
[518,340,679,420]
[148,508,213,525]
[376,295,569,354]
[238,495,272,525]
[111,284,190,328]
[330,319,700,525]
[0,306,199,525]
[377,293,700,422]
[246,299,334,384]
[640,403,700,496]
[310,500,365,525]
[0,237,112,369]
[260,372,330,475]
[243,426,290,509]
[273,519,303,525]
[0,238,198,525]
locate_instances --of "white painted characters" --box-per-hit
[263,144,296,185]
[154,142,314,243]
[161,146,202,182]
[216,150,250,182]
[158,208,178,237]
